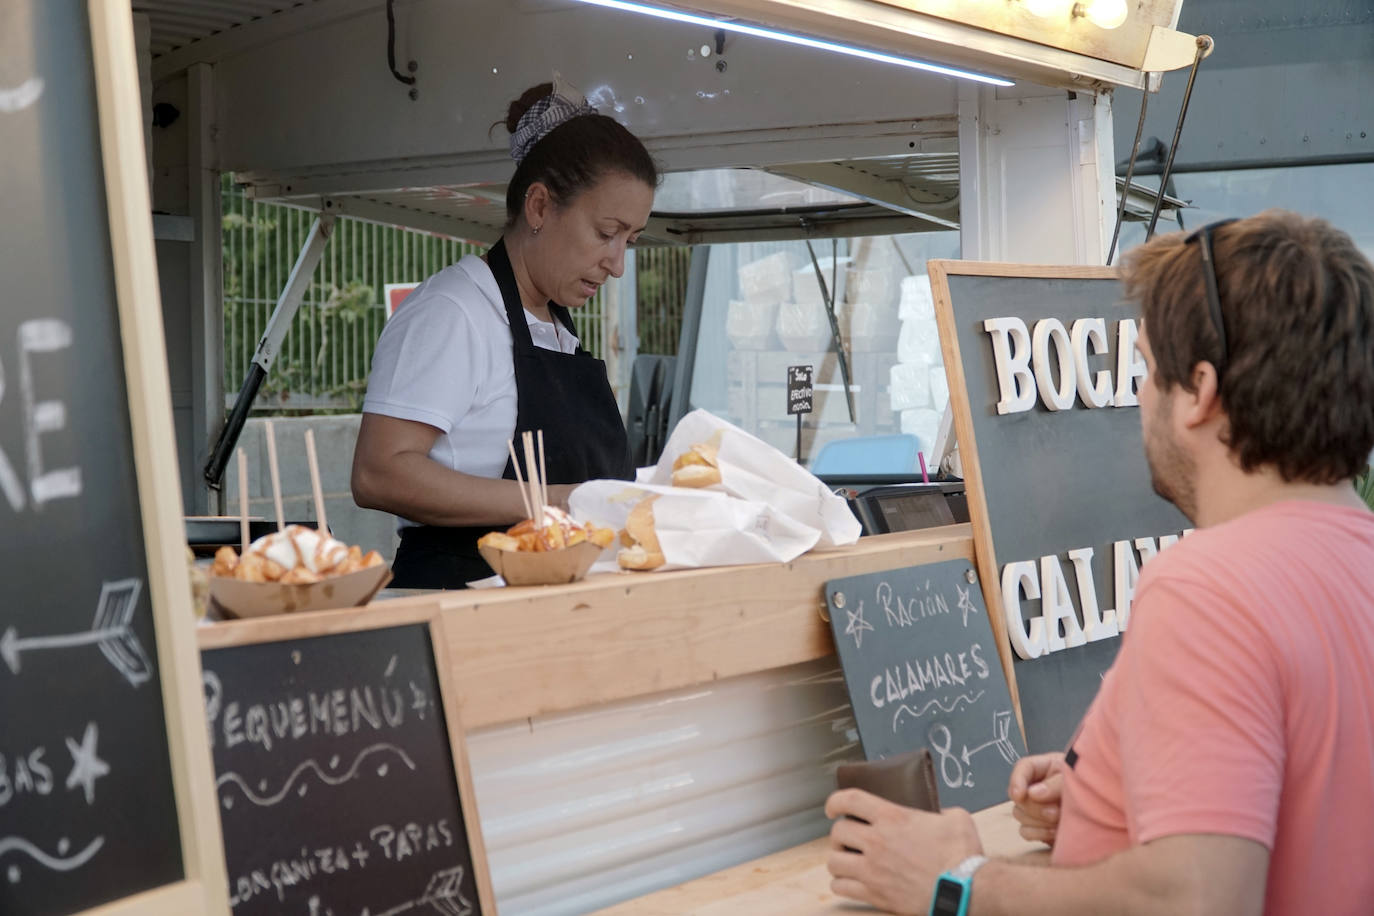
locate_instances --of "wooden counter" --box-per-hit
[199,526,973,728]
[594,801,1040,916]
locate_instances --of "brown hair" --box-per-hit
[1121,209,1374,484]
[500,83,658,228]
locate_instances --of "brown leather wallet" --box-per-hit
[836,748,941,813]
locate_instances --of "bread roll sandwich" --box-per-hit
[671,443,721,488]
[617,495,665,570]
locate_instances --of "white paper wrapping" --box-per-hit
[637,409,862,549]
[569,480,820,573]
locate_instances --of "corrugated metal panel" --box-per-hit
[466,657,860,915]
[136,0,321,57]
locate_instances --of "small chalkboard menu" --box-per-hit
[826,561,1027,812]
[2,2,225,914]
[201,621,495,916]
[929,262,1191,753]
[787,365,814,415]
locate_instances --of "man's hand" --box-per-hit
[1007,752,1066,846]
[825,789,981,915]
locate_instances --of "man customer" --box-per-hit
[825,209,1374,916]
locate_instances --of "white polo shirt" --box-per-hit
[362,254,580,496]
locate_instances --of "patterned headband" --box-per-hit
[509,73,597,163]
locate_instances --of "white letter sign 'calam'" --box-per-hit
[931,262,1192,752]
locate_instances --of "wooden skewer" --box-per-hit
[305,429,328,534]
[264,419,285,531]
[237,447,250,553]
[537,429,549,514]
[508,440,534,519]
[522,431,542,519]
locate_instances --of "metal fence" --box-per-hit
[634,246,692,355]
[222,180,612,413]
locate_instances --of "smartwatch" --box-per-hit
[929,855,988,916]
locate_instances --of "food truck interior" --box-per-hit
[131,0,1371,910]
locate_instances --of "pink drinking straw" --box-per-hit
[918,451,930,484]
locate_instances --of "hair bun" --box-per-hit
[506,82,555,134]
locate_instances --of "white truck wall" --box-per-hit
[208,0,961,183]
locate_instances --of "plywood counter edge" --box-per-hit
[592,801,1041,915]
[198,526,973,729]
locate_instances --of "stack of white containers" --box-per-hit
[779,256,848,352]
[889,275,949,454]
[726,252,791,350]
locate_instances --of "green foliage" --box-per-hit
[1358,466,1374,511]
[221,176,482,413]
[221,176,692,414]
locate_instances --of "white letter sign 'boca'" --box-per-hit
[930,262,1193,752]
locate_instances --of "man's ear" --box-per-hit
[1180,361,1224,429]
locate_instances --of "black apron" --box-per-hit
[390,239,633,588]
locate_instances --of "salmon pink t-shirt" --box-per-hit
[1053,501,1374,915]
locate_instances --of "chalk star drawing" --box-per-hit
[843,601,874,649]
[65,722,110,805]
[956,584,979,627]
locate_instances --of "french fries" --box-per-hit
[477,508,616,554]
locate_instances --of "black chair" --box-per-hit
[626,355,676,468]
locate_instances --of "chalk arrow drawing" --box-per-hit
[1,579,150,686]
[216,743,416,808]
[0,77,44,114]
[0,835,104,874]
[362,865,473,916]
[961,710,1021,767]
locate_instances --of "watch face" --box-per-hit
[932,878,965,915]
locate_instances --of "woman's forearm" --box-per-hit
[353,449,530,527]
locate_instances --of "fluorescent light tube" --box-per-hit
[570,0,1016,87]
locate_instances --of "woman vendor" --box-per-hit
[351,76,657,588]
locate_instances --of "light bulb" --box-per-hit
[1084,0,1128,29]
[1023,0,1074,18]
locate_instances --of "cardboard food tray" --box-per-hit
[208,564,392,619]
[479,540,603,586]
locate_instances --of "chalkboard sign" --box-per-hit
[929,262,1191,753]
[2,2,225,914]
[202,621,495,916]
[787,365,814,415]
[825,561,1027,812]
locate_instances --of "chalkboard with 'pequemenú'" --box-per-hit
[202,622,493,916]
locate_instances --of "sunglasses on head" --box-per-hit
[1183,217,1238,378]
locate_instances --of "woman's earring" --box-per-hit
[532,224,542,236]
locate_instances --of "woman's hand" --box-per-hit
[1007,752,1066,846]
